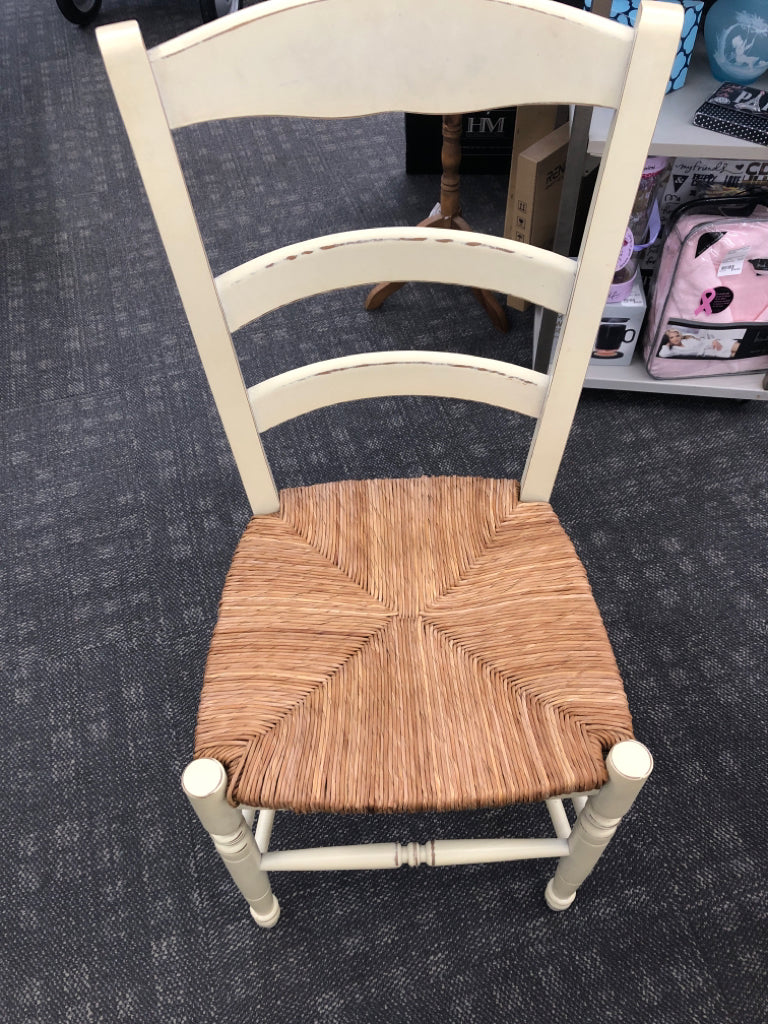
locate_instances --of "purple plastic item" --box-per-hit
[607,158,669,303]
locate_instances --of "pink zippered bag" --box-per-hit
[643,194,768,379]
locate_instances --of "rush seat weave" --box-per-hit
[195,477,634,813]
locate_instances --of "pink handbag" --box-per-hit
[643,193,768,379]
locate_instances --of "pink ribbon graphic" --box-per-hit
[695,289,716,316]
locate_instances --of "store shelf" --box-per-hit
[589,42,768,160]
[584,353,768,400]
[539,30,768,402]
[533,310,768,401]
[578,37,768,401]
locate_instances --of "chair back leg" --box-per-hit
[545,741,653,911]
[182,759,281,928]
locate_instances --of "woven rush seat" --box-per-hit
[195,476,634,813]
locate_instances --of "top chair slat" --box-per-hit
[149,0,634,127]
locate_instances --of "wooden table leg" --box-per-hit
[365,113,508,332]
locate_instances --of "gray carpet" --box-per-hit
[2,3,766,1023]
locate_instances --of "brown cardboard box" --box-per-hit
[503,107,562,239]
[506,120,570,311]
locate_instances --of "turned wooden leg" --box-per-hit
[470,287,508,332]
[438,113,463,221]
[363,213,449,310]
[182,758,281,928]
[545,740,653,911]
[364,114,508,331]
[364,279,407,310]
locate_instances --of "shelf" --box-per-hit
[581,37,768,401]
[584,353,768,400]
[544,33,768,403]
[589,41,768,159]
[533,308,768,401]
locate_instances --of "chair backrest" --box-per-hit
[97,0,682,514]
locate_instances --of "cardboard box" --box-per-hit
[506,121,570,311]
[503,106,564,241]
[513,122,570,245]
[590,277,647,367]
[533,276,647,369]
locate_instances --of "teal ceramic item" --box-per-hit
[704,0,768,85]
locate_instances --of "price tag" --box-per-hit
[718,246,750,277]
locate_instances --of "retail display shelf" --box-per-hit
[581,38,768,400]
[589,43,768,160]
[584,354,768,400]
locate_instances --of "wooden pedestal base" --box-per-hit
[365,113,508,333]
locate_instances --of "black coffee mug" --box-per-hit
[593,319,635,358]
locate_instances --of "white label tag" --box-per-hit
[718,246,750,277]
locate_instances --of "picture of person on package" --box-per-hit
[658,326,742,359]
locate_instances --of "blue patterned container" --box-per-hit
[583,0,705,92]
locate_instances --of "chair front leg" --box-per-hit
[545,740,653,911]
[182,758,281,928]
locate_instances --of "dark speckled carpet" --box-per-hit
[2,3,766,1022]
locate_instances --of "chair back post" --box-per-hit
[98,22,280,514]
[520,0,682,502]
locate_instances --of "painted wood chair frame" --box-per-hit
[97,0,682,927]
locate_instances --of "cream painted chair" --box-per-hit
[97,0,682,928]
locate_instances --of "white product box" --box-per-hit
[533,276,647,369]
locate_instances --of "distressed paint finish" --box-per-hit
[248,352,548,431]
[216,228,577,331]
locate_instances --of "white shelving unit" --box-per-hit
[585,353,768,400]
[584,41,768,401]
[590,42,768,160]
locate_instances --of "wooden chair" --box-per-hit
[97,0,682,928]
